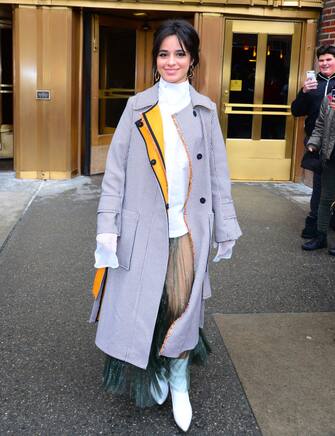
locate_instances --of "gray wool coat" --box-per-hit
[307,96,335,161]
[90,82,242,369]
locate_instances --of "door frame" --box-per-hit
[221,18,302,181]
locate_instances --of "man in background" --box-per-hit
[291,45,335,239]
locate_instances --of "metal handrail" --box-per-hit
[224,102,291,116]
[99,88,135,100]
[224,103,290,108]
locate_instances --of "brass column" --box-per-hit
[14,5,82,179]
[195,13,224,108]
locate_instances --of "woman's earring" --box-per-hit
[154,70,161,82]
[187,65,194,80]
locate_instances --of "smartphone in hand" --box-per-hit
[306,70,316,81]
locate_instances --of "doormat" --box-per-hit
[214,312,335,435]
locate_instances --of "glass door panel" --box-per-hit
[99,26,136,135]
[261,35,292,139]
[227,33,257,139]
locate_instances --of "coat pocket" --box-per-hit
[209,212,214,238]
[205,212,214,272]
[202,270,212,300]
[203,212,214,299]
[117,209,139,270]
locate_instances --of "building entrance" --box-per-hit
[0,22,13,171]
[90,15,303,180]
[222,20,301,180]
[90,15,157,173]
[90,13,193,174]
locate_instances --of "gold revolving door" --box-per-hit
[222,20,301,181]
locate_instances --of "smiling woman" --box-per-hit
[156,36,192,84]
[90,19,241,433]
[152,21,199,85]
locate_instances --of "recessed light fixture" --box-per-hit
[133,12,147,16]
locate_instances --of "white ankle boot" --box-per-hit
[169,358,192,432]
[150,368,169,405]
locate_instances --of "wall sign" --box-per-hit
[36,90,51,100]
[230,80,242,92]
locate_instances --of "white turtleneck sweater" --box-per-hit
[158,78,190,238]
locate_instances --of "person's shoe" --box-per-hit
[150,369,169,405]
[169,357,192,432]
[301,215,318,239]
[302,231,327,251]
[328,247,335,256]
[170,387,192,432]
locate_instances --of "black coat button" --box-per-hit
[166,203,169,210]
[150,159,156,165]
[193,110,197,117]
[197,153,203,160]
[136,120,143,127]
[200,197,206,204]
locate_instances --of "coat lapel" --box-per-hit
[135,103,169,208]
[133,82,212,209]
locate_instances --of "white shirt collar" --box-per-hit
[158,77,191,112]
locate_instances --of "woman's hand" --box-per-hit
[212,240,236,262]
[307,145,318,152]
[94,233,119,269]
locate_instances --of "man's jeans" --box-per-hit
[317,160,335,233]
[310,171,322,220]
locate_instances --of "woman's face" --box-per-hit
[156,35,192,84]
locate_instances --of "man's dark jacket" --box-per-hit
[291,73,335,137]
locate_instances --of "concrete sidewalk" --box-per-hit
[0,173,99,252]
[0,174,334,435]
[0,171,314,252]
[0,173,42,250]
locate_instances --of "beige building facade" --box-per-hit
[0,0,324,181]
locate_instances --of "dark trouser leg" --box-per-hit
[301,172,322,238]
[330,205,335,231]
[317,160,335,234]
[310,171,322,219]
[301,163,335,251]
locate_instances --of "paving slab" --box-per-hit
[207,183,335,316]
[214,313,335,436]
